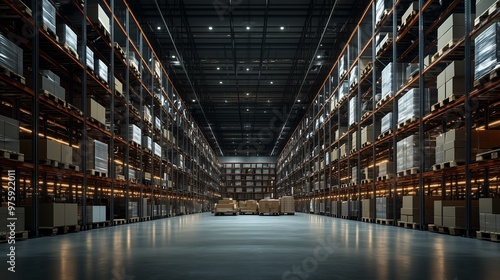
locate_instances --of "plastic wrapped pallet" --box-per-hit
[376,197,396,219]
[381,112,392,134]
[362,199,374,219]
[57,24,78,53]
[351,166,358,183]
[341,201,349,216]
[155,116,161,130]
[477,0,497,16]
[280,196,295,214]
[78,45,94,71]
[381,63,404,99]
[42,0,56,34]
[95,59,108,83]
[397,88,436,124]
[375,0,391,24]
[86,139,108,173]
[0,33,23,76]
[338,54,347,76]
[405,63,419,81]
[348,97,358,126]
[397,135,435,172]
[475,22,500,80]
[376,32,392,54]
[125,124,141,145]
[129,51,139,71]
[349,66,358,86]
[338,81,349,101]
[154,142,161,157]
[143,106,152,124]
[377,161,394,177]
[350,200,360,218]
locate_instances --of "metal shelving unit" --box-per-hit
[221,162,276,201]
[0,0,220,237]
[276,0,500,237]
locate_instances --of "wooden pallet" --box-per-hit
[377,174,393,181]
[398,10,418,31]
[40,159,59,168]
[349,79,359,90]
[361,111,372,121]
[376,93,393,108]
[41,24,59,42]
[64,103,83,116]
[432,161,464,171]
[40,90,66,107]
[95,22,111,40]
[259,212,280,216]
[141,216,151,221]
[62,42,79,60]
[350,148,358,154]
[398,221,419,229]
[280,212,295,215]
[116,175,126,181]
[114,42,126,58]
[112,219,126,226]
[87,221,110,229]
[39,225,78,236]
[360,62,373,78]
[341,215,349,219]
[61,163,80,172]
[8,0,32,17]
[448,227,466,236]
[474,66,500,88]
[431,95,458,112]
[376,38,393,57]
[87,169,108,178]
[88,117,106,130]
[377,129,393,140]
[362,217,375,223]
[397,167,419,178]
[376,218,393,225]
[431,39,462,63]
[428,224,438,232]
[476,149,500,161]
[397,116,418,130]
[0,231,28,243]
[0,149,24,161]
[361,142,372,149]
[474,0,500,27]
[376,9,390,28]
[0,65,26,85]
[361,179,373,184]
[128,217,140,223]
[476,231,500,242]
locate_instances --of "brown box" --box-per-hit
[401,208,419,216]
[64,203,78,226]
[39,203,65,227]
[61,144,73,164]
[87,3,110,34]
[402,2,418,24]
[443,216,465,228]
[479,198,500,214]
[21,139,62,162]
[443,206,466,217]
[114,76,123,95]
[400,214,408,222]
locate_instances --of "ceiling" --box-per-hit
[132,0,361,157]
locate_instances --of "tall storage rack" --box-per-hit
[220,162,276,201]
[276,0,500,236]
[0,0,220,237]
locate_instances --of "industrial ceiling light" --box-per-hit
[157,26,161,30]
[270,81,273,84]
[246,26,250,30]
[217,67,220,70]
[246,68,250,71]
[219,81,223,84]
[246,108,249,111]
[317,55,321,59]
[297,100,301,103]
[280,26,284,30]
[192,99,196,102]
[246,92,250,96]
[171,55,176,59]
[209,26,213,30]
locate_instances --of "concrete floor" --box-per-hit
[1,213,500,280]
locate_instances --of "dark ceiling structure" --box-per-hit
[132,0,361,157]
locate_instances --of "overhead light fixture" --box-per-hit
[246,93,250,96]
[217,67,220,70]
[317,55,321,59]
[219,81,223,84]
[172,55,176,59]
[192,99,196,102]
[267,100,270,102]
[157,26,161,30]
[298,100,301,103]
[280,26,284,30]
[209,26,213,30]
[246,26,250,30]
[246,68,250,71]
[246,108,249,111]
[225,100,228,103]
[270,81,274,84]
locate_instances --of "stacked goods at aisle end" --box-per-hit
[214,198,238,215]
[259,199,280,215]
[399,196,440,224]
[239,200,259,214]
[280,196,295,215]
[479,198,500,234]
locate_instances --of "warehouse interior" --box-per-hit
[1,0,500,279]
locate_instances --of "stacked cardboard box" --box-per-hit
[41,70,66,101]
[239,200,259,213]
[259,198,280,214]
[397,88,436,125]
[338,81,349,101]
[39,203,78,227]
[477,0,497,16]
[114,76,123,95]
[435,129,500,164]
[397,135,435,172]
[0,34,23,77]
[350,200,360,218]
[434,200,479,227]
[332,201,341,216]
[0,115,20,153]
[402,2,418,25]
[340,143,348,158]
[78,98,106,125]
[362,199,374,219]
[400,196,439,224]
[87,3,111,35]
[361,124,378,145]
[280,196,295,214]
[437,61,465,102]
[351,132,357,151]
[21,138,61,162]
[479,198,500,233]
[437,14,470,51]
[216,198,237,213]
[143,106,152,124]
[475,22,500,80]
[335,126,348,140]
[377,161,394,177]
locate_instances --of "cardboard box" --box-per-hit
[443,206,466,217]
[402,2,418,24]
[479,198,500,214]
[437,84,446,102]
[477,0,497,16]
[401,208,420,216]
[361,125,375,144]
[61,144,73,164]
[446,78,466,98]
[434,216,443,226]
[437,14,466,40]
[400,214,408,222]
[484,213,496,232]
[444,147,467,162]
[21,139,61,161]
[64,203,78,226]
[443,216,465,228]
[39,203,65,227]
[114,76,123,95]
[87,3,110,34]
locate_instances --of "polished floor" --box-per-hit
[1,213,500,280]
